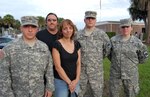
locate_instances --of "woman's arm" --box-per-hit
[75,49,81,82]
[52,48,71,85]
[69,49,81,93]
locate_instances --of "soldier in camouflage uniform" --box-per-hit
[109,18,149,97]
[77,11,111,97]
[0,16,54,97]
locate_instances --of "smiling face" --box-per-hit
[58,19,76,40]
[62,23,74,39]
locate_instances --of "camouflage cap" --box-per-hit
[120,18,133,27]
[85,11,97,18]
[21,16,38,27]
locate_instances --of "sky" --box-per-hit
[0,0,131,29]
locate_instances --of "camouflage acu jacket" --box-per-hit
[0,38,54,97]
[109,34,148,79]
[77,28,111,74]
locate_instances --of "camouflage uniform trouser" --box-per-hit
[78,71,103,97]
[109,78,139,97]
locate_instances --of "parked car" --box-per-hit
[0,37,14,49]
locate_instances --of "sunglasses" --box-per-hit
[47,19,57,22]
[121,26,130,28]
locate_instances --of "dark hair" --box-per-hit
[58,19,76,40]
[45,13,58,22]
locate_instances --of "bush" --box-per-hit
[143,32,147,41]
[106,32,116,38]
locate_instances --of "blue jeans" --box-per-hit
[54,78,80,97]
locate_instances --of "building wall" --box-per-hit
[96,22,145,35]
[132,25,145,34]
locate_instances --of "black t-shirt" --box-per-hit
[36,29,57,53]
[53,40,81,81]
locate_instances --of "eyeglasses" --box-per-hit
[47,19,57,22]
[121,26,130,28]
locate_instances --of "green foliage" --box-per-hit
[0,16,3,27]
[137,45,150,97]
[58,18,64,24]
[0,14,64,31]
[106,32,116,38]
[143,32,147,41]
[0,14,20,30]
[3,14,15,27]
[37,16,45,29]
[13,19,21,30]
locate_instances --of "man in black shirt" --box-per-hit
[36,13,58,92]
[36,13,58,52]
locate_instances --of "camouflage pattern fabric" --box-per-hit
[84,11,97,18]
[109,34,148,97]
[0,37,54,97]
[21,16,39,27]
[0,59,15,97]
[77,27,111,97]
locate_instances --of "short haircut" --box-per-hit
[45,13,58,22]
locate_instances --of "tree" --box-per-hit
[0,16,3,35]
[58,17,64,24]
[37,16,45,30]
[0,16,3,27]
[3,14,15,28]
[129,0,150,43]
[13,19,21,30]
[37,16,64,30]
[128,3,148,38]
[128,3,147,21]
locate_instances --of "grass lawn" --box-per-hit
[103,45,150,97]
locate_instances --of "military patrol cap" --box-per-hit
[21,16,38,27]
[85,11,97,18]
[120,18,133,27]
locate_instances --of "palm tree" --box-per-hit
[58,18,64,23]
[128,3,147,38]
[37,16,45,30]
[130,0,150,43]
[129,3,147,21]
[0,16,3,27]
[0,16,3,35]
[147,1,150,43]
[13,19,21,29]
[3,14,15,28]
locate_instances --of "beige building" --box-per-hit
[96,21,145,34]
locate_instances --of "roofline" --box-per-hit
[96,21,144,26]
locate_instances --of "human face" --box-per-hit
[62,23,74,39]
[84,17,96,28]
[21,25,38,40]
[120,26,133,36]
[46,15,58,31]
